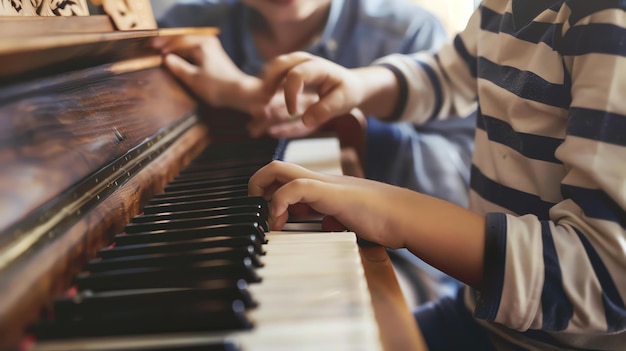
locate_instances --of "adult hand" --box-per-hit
[154,34,264,112]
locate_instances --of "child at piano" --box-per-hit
[247,1,626,350]
[154,0,476,209]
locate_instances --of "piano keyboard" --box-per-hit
[29,137,383,351]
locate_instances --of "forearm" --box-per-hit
[383,189,486,287]
[353,66,401,121]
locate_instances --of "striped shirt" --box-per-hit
[377,1,626,349]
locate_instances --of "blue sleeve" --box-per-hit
[399,7,448,54]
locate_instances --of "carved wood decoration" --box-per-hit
[92,0,157,30]
[0,0,89,16]
[0,0,156,31]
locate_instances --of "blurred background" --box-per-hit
[150,0,481,37]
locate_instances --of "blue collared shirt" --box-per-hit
[158,0,447,73]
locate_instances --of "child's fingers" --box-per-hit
[248,161,321,198]
[261,52,315,96]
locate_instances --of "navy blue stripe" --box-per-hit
[569,107,626,146]
[377,63,408,122]
[540,221,574,330]
[470,165,556,219]
[561,184,626,229]
[549,2,564,11]
[481,6,563,49]
[506,13,562,48]
[567,0,626,26]
[478,57,571,109]
[562,23,626,57]
[453,35,477,77]
[573,228,626,331]
[511,0,562,30]
[481,6,504,34]
[416,60,443,122]
[475,213,507,321]
[476,106,486,129]
[477,113,563,164]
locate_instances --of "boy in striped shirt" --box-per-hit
[249,0,626,349]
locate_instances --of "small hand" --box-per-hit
[247,89,320,138]
[248,160,410,249]
[261,52,368,131]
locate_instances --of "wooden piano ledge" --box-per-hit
[340,147,427,351]
[360,245,428,351]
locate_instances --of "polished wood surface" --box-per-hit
[0,23,210,350]
[0,124,209,350]
[0,66,196,235]
[361,246,428,351]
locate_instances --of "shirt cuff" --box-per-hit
[373,63,408,121]
[474,212,508,321]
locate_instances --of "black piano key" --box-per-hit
[86,246,262,272]
[35,300,252,339]
[75,258,261,291]
[142,196,267,215]
[153,183,248,199]
[55,280,256,320]
[192,141,276,161]
[158,183,248,200]
[114,223,266,246]
[168,165,260,184]
[130,204,266,224]
[163,173,252,192]
[181,159,266,174]
[28,137,282,345]
[148,189,250,206]
[193,144,272,161]
[98,235,264,258]
[124,213,268,234]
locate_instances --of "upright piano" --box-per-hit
[0,2,425,350]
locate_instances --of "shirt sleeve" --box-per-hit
[372,6,480,123]
[156,0,231,28]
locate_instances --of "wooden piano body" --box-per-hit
[0,3,425,350]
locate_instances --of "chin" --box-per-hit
[248,0,326,22]
[265,0,296,5]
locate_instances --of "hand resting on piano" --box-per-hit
[248,160,485,288]
[153,34,322,140]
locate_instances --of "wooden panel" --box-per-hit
[0,66,197,236]
[0,26,218,85]
[0,0,89,16]
[0,15,115,35]
[0,123,209,351]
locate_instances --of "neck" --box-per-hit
[252,5,331,60]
